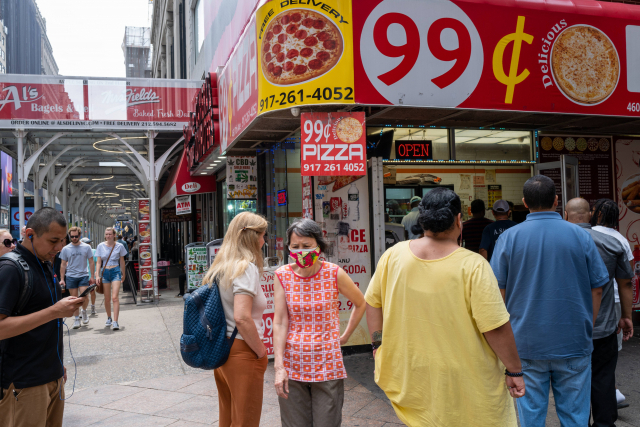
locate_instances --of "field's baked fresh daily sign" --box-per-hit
[301,111,366,176]
[352,0,640,117]
[256,0,355,114]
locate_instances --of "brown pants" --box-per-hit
[0,378,65,427]
[214,338,268,427]
[278,379,344,427]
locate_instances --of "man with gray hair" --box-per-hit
[565,198,633,427]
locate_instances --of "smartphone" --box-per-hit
[79,284,98,298]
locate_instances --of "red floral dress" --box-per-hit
[275,262,347,382]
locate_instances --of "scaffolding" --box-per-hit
[122,26,152,78]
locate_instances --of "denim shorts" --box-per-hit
[66,276,90,289]
[102,266,122,283]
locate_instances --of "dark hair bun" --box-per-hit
[418,188,462,234]
[410,223,423,237]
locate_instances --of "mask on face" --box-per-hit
[289,246,321,269]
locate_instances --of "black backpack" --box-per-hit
[0,251,35,398]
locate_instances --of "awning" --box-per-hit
[159,149,216,208]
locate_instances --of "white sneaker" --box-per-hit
[112,321,119,330]
[91,305,96,315]
[617,389,625,404]
[72,318,81,329]
[81,309,89,325]
[105,317,112,326]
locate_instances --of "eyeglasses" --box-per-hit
[3,238,16,248]
[70,235,80,239]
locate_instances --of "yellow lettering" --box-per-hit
[492,16,533,104]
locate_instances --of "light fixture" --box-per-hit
[91,176,114,181]
[92,136,147,153]
[219,156,226,159]
[214,160,221,163]
[206,167,213,169]
[228,204,233,211]
[200,172,207,175]
[72,178,89,182]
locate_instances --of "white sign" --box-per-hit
[176,195,192,215]
[182,182,201,193]
[227,156,257,199]
[106,206,126,214]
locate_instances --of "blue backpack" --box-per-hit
[180,280,237,370]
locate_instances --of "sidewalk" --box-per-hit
[60,288,640,426]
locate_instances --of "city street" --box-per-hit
[60,286,640,427]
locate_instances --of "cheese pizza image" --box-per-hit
[261,9,344,85]
[551,25,619,105]
[335,117,363,143]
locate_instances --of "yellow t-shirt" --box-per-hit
[365,241,516,427]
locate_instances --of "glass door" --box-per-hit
[534,155,579,214]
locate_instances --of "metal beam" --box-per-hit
[22,132,68,182]
[38,146,74,187]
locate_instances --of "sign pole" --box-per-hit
[148,131,159,302]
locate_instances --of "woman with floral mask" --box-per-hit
[273,218,365,426]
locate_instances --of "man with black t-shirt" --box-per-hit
[0,208,85,427]
[461,199,493,253]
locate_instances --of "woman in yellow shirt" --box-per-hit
[365,188,525,427]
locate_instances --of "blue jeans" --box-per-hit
[517,356,592,427]
[66,276,89,289]
[102,266,122,283]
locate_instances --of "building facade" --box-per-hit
[123,26,152,78]
[34,2,57,75]
[0,20,7,74]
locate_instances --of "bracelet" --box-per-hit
[371,341,382,350]
[505,369,524,377]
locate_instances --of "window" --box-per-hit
[367,127,450,160]
[454,129,532,161]
[195,0,205,55]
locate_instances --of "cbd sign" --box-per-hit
[301,112,366,177]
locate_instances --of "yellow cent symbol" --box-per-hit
[493,16,533,104]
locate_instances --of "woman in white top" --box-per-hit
[95,227,128,330]
[202,212,268,427]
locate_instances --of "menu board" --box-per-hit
[186,245,207,290]
[137,198,154,294]
[227,156,257,199]
[539,135,614,209]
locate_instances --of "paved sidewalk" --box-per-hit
[60,287,640,426]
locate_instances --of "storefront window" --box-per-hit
[367,127,449,160]
[454,129,532,161]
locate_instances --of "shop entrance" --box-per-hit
[534,155,580,213]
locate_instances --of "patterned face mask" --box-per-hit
[289,246,321,269]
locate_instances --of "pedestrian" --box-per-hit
[59,227,96,329]
[201,212,268,427]
[95,227,127,330]
[365,188,524,427]
[131,236,139,260]
[461,199,493,252]
[565,198,634,426]
[18,226,26,244]
[81,237,98,315]
[479,199,517,261]
[490,175,608,426]
[116,234,129,258]
[177,265,186,297]
[0,228,16,257]
[0,207,85,427]
[273,219,367,426]
[590,198,635,409]
[401,196,423,239]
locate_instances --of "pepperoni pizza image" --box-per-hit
[261,9,344,85]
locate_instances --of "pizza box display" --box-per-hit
[139,222,151,244]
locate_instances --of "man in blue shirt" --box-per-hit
[479,199,517,261]
[490,175,608,427]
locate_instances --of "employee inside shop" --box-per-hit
[401,196,423,240]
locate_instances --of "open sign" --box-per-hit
[395,140,433,161]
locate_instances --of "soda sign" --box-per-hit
[301,112,366,176]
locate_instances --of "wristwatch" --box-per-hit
[505,369,524,377]
[371,341,382,350]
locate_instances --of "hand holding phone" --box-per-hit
[79,284,98,298]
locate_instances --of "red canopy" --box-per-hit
[159,149,216,208]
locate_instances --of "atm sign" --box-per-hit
[395,140,432,161]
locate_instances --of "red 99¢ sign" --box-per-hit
[301,112,366,177]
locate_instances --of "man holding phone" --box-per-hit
[59,227,95,329]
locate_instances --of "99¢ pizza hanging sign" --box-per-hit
[301,111,366,176]
[256,0,355,114]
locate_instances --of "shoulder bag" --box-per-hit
[97,244,116,294]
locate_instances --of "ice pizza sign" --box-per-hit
[301,111,365,176]
[353,0,640,117]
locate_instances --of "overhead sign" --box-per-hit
[219,15,258,152]
[106,206,126,214]
[0,75,200,129]
[256,0,355,115]
[301,112,366,176]
[176,195,192,215]
[181,182,201,193]
[395,140,433,161]
[353,0,640,117]
[227,156,257,199]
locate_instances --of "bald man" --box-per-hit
[566,198,633,427]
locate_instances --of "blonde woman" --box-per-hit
[95,227,127,330]
[204,212,268,427]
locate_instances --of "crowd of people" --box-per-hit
[0,174,637,427]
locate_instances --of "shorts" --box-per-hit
[102,266,122,283]
[66,276,89,289]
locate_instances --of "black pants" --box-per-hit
[591,332,618,427]
[178,273,186,295]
